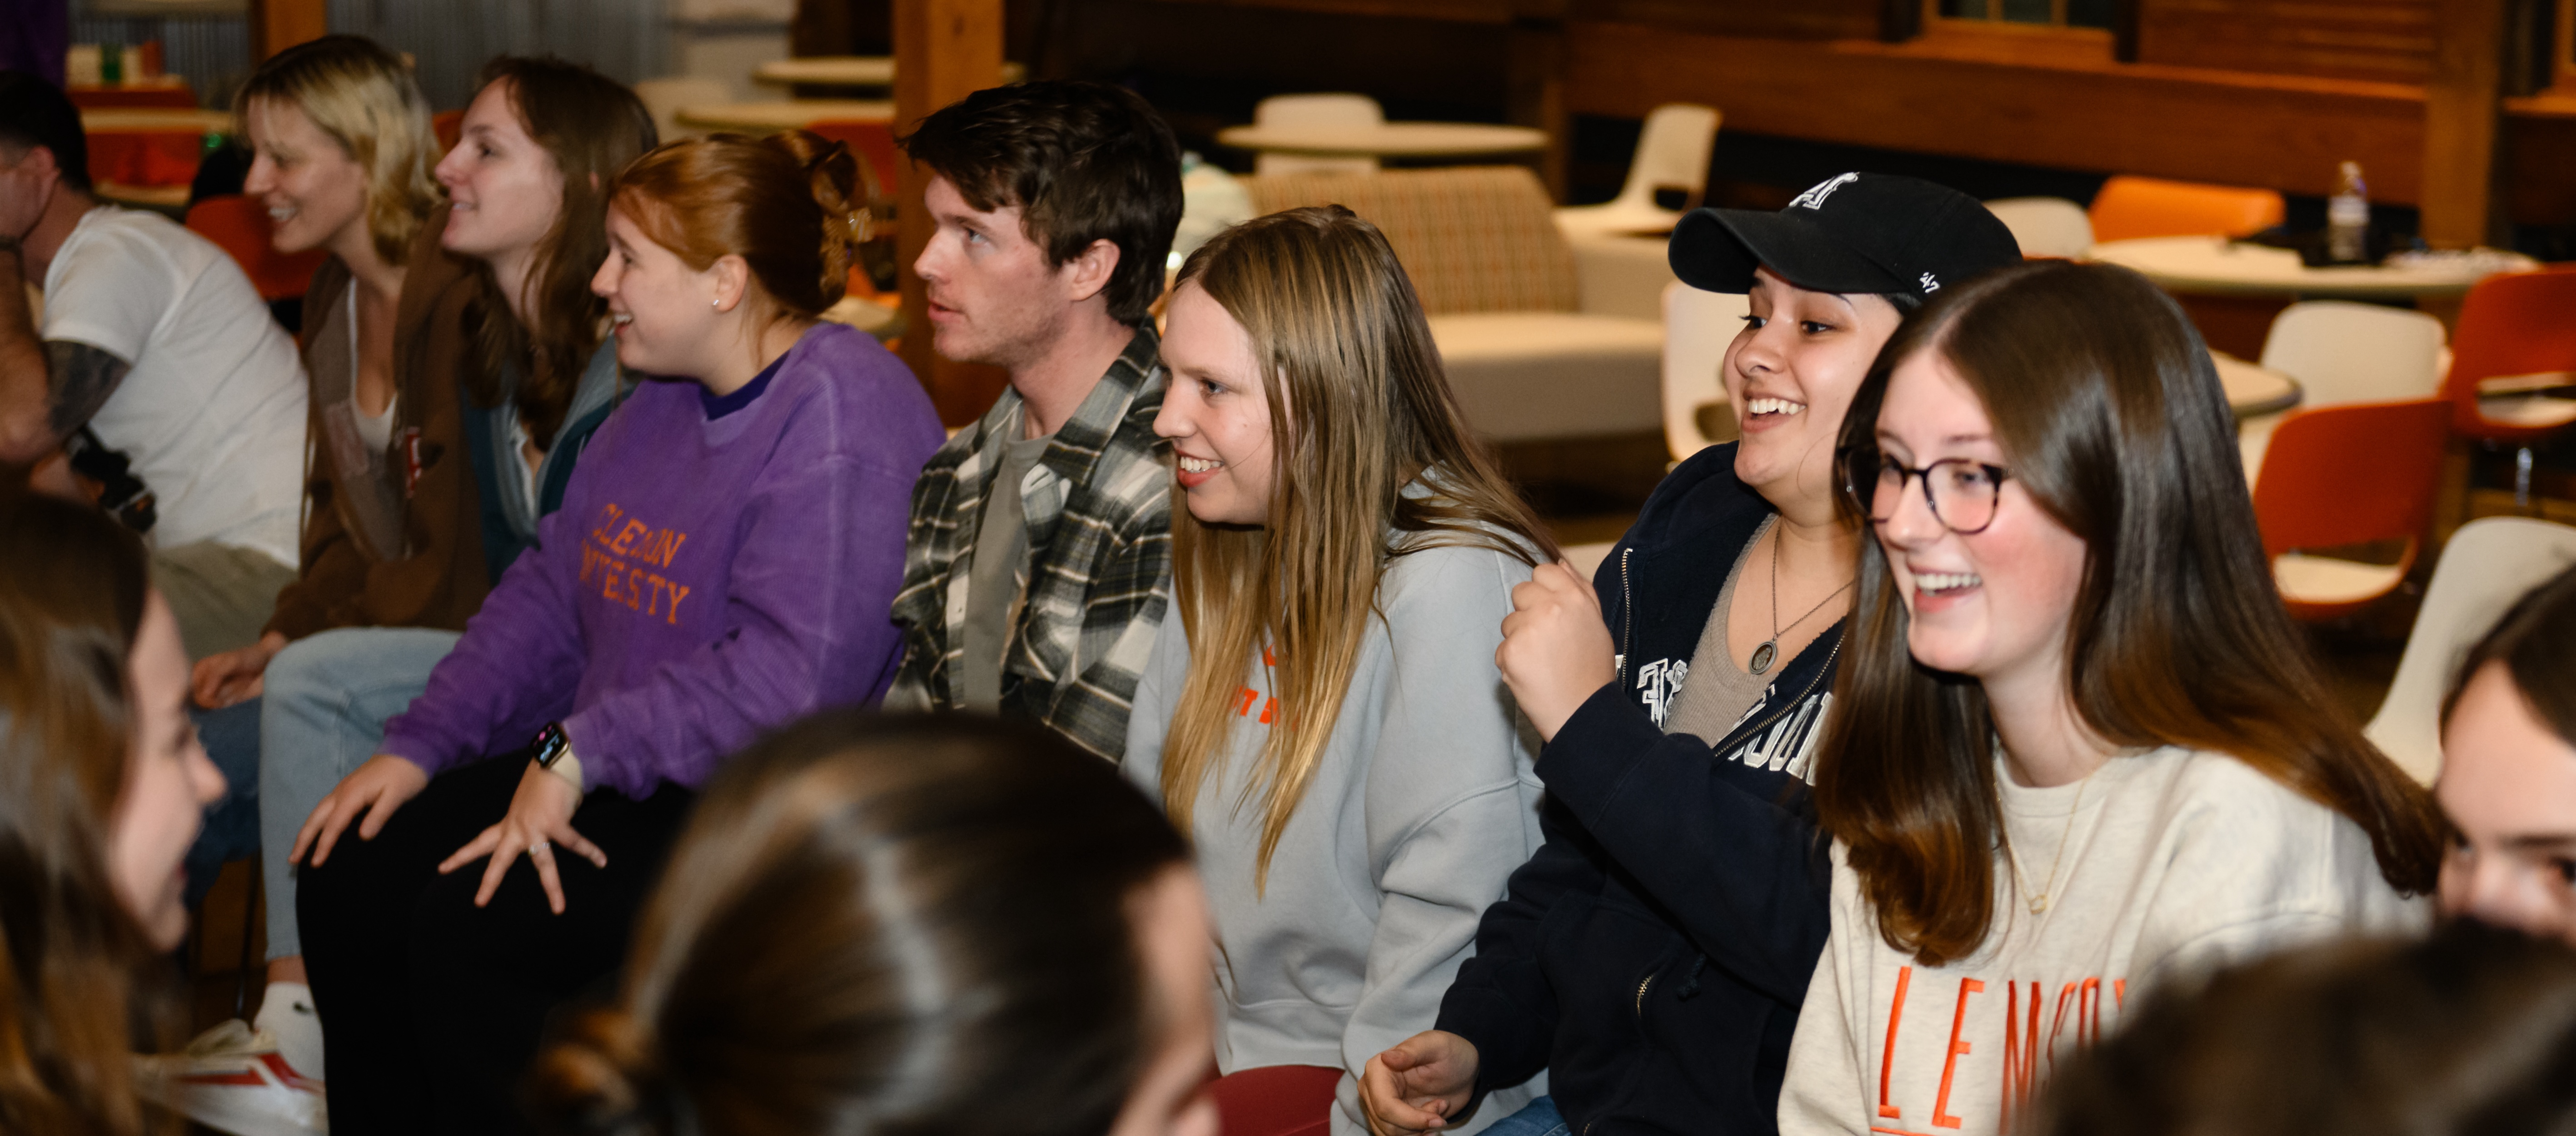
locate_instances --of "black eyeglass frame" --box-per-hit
[1844,449,2015,536]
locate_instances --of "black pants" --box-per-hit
[299,752,694,1135]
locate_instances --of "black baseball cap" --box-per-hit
[1669,173,2022,301]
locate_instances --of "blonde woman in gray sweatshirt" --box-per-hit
[1123,206,1555,1136]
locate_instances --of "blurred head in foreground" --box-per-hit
[2032,920,2576,1136]
[531,713,1216,1136]
[2439,562,2576,943]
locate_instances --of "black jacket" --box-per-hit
[1435,443,1839,1136]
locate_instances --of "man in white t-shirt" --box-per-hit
[0,70,306,658]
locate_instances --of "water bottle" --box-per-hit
[2327,161,2369,264]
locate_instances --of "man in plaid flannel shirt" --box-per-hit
[886,81,1185,760]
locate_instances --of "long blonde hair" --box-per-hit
[236,35,440,269]
[1158,206,1556,887]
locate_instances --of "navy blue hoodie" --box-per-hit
[1435,442,1839,1136]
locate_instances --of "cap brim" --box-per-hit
[1669,208,1913,296]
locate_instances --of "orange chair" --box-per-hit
[433,109,464,154]
[2437,265,2576,509]
[185,195,327,303]
[2253,397,2452,621]
[2087,175,2287,244]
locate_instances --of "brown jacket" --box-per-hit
[263,205,491,640]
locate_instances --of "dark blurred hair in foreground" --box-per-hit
[2033,920,2576,1136]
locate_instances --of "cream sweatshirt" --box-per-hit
[1778,746,2428,1136]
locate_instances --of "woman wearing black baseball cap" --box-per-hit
[1359,174,2020,1136]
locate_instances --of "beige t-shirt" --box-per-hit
[960,406,1052,712]
[1778,746,2428,1136]
[1664,515,1775,743]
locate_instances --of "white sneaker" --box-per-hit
[136,1019,327,1136]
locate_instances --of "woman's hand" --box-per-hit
[1360,1030,1480,1136]
[192,631,288,708]
[1496,562,1618,742]
[439,761,604,914]
[294,754,430,867]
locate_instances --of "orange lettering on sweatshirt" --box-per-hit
[1998,981,2042,1133]
[1878,965,1913,1120]
[1932,978,1983,1129]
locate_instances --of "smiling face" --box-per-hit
[913,174,1079,370]
[2438,661,2576,944]
[433,79,565,264]
[592,203,731,380]
[1153,282,1277,526]
[106,592,226,951]
[1726,267,1907,512]
[1871,349,2090,690]
[240,95,369,258]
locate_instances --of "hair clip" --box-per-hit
[847,209,873,244]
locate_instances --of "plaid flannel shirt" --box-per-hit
[887,326,1172,759]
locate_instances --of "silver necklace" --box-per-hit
[2004,765,2098,914]
[1751,528,1853,676]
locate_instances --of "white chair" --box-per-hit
[1663,282,1749,464]
[633,76,731,144]
[2238,301,2447,487]
[1252,93,1384,176]
[1555,104,1720,239]
[1981,197,2093,259]
[2364,517,2576,783]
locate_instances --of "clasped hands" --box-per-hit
[294,752,604,915]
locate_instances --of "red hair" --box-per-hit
[608,130,866,319]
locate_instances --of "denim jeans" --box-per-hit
[185,698,265,910]
[1480,1097,1567,1136]
[257,627,462,959]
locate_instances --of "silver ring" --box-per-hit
[530,840,553,859]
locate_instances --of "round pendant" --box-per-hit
[1749,640,1777,675]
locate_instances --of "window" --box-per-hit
[1931,0,2118,31]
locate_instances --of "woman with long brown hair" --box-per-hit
[1780,259,2441,1135]
[1122,205,1556,1136]
[0,492,227,1134]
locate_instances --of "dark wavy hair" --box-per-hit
[2033,921,2576,1136]
[897,80,1183,326]
[528,713,1191,1136]
[1812,259,2443,966]
[2441,561,2576,745]
[0,493,176,1134]
[461,56,655,448]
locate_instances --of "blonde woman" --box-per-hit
[1123,206,1555,1136]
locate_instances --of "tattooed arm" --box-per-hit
[0,242,131,465]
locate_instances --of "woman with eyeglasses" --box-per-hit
[1364,176,2022,1136]
[1776,259,2439,1136]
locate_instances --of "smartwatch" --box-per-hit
[529,722,583,791]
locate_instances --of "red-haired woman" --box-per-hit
[1780,260,2440,1135]
[291,131,942,1133]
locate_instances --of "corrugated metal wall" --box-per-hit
[70,12,253,107]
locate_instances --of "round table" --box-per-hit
[673,100,894,132]
[1215,121,1548,159]
[751,57,1026,88]
[2212,352,2302,419]
[2089,236,2538,300]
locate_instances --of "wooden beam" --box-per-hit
[895,0,1011,424]
[2421,0,2509,247]
[1505,2,1568,201]
[247,0,328,61]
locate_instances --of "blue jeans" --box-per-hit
[1481,1097,1566,1136]
[257,627,462,959]
[185,699,264,910]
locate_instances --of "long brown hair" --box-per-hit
[0,493,175,1135]
[2441,561,2576,744]
[1158,206,1557,887]
[608,130,864,324]
[528,714,1191,1136]
[462,56,654,447]
[1813,260,2442,965]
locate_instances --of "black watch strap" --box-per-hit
[529,722,571,769]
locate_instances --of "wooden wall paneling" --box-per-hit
[2133,0,2436,84]
[897,0,1016,424]
[1508,0,1570,200]
[247,0,327,60]
[2422,0,2510,246]
[1565,0,1877,40]
[1565,20,2428,203]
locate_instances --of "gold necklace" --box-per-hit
[2003,765,2098,915]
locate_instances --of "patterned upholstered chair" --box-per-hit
[1237,166,1674,443]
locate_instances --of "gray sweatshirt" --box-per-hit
[1125,538,1549,1136]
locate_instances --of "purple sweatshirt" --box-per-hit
[379,323,943,798]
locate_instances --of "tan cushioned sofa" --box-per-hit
[1236,166,1674,442]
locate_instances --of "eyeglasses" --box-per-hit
[1844,449,2013,536]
